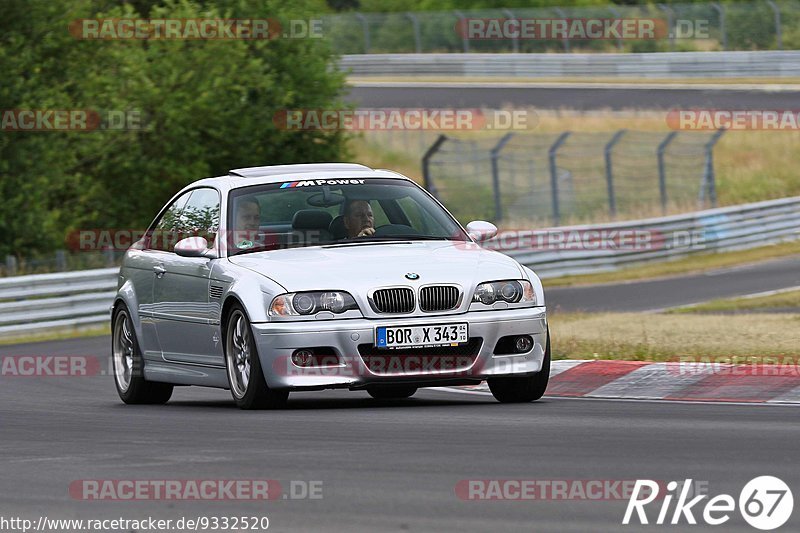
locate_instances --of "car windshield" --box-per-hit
[226,177,468,256]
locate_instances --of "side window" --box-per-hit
[148,191,192,252]
[178,188,220,247]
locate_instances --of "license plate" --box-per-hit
[375,323,468,349]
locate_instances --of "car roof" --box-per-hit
[229,163,371,178]
[183,163,412,192]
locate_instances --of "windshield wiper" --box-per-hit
[335,235,457,244]
[401,235,457,241]
[326,237,410,247]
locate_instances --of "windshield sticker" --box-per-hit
[236,239,254,249]
[280,179,366,188]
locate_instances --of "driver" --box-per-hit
[343,199,375,238]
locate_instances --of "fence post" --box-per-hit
[454,11,470,52]
[553,8,570,52]
[104,247,115,267]
[422,134,448,199]
[711,2,727,50]
[502,8,519,53]
[766,0,783,50]
[608,7,624,51]
[354,13,371,53]
[657,131,679,214]
[657,4,675,51]
[405,12,422,53]
[490,133,515,222]
[548,132,571,225]
[55,250,67,271]
[604,129,626,219]
[702,128,726,207]
[5,255,18,276]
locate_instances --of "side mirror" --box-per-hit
[466,221,498,243]
[174,237,218,259]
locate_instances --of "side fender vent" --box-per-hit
[209,285,223,300]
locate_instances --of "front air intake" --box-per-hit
[419,285,460,312]
[371,288,415,314]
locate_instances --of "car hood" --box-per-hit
[228,241,523,293]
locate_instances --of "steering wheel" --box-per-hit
[372,224,421,238]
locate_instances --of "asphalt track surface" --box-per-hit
[1,334,798,532]
[546,254,800,313]
[2,256,800,532]
[346,83,800,111]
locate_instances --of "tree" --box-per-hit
[0,0,348,259]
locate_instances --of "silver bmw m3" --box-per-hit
[111,163,549,409]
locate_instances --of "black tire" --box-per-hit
[488,328,550,403]
[366,385,418,399]
[112,304,173,405]
[224,304,289,410]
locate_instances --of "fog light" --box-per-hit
[514,335,533,353]
[292,349,314,367]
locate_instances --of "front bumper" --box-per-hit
[252,307,547,390]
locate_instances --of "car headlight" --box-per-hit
[472,280,535,306]
[269,291,359,317]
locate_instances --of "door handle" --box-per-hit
[153,265,166,278]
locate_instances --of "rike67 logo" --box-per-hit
[623,477,793,530]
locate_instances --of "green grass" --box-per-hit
[550,311,800,361]
[350,135,423,183]
[0,325,108,346]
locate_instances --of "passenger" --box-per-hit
[232,196,261,248]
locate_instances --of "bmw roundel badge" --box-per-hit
[405,272,420,280]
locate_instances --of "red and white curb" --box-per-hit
[454,360,800,404]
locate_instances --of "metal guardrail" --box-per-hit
[0,268,117,337]
[340,51,800,78]
[501,196,800,277]
[327,1,798,55]
[0,196,798,338]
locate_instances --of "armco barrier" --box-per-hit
[340,51,800,78]
[0,268,117,337]
[0,196,798,338]
[502,196,800,277]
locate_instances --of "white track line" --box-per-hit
[429,388,800,406]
